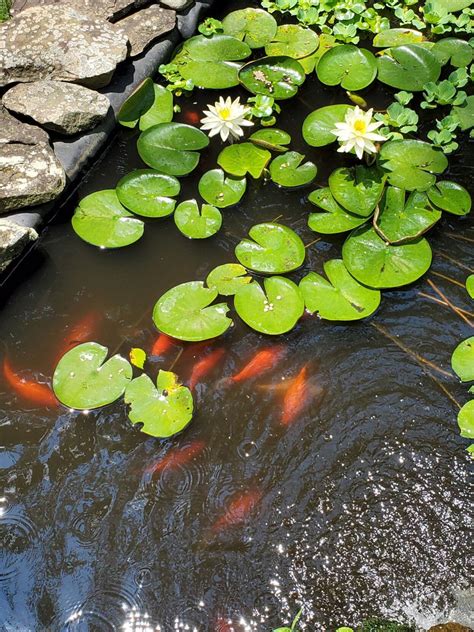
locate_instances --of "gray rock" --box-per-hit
[160,0,194,10]
[0,219,37,273]
[3,80,111,135]
[0,143,66,212]
[117,5,176,57]
[0,6,129,89]
[12,0,150,22]
[0,105,49,145]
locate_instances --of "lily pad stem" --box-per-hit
[426,279,473,328]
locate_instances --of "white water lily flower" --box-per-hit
[332,106,387,160]
[200,96,253,142]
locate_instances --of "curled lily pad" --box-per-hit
[379,140,448,191]
[206,263,252,296]
[342,224,432,289]
[373,28,424,48]
[308,188,367,234]
[427,181,472,216]
[222,8,277,49]
[269,151,317,188]
[451,337,474,382]
[72,190,144,249]
[235,223,305,274]
[300,259,381,321]
[316,45,377,91]
[116,170,180,218]
[238,56,306,100]
[153,281,232,342]
[302,105,352,147]
[265,24,319,60]
[117,78,155,129]
[137,123,209,176]
[432,38,474,67]
[53,342,132,410]
[174,200,222,239]
[125,370,193,438]
[139,84,174,131]
[458,400,474,439]
[250,128,291,152]
[234,276,304,335]
[329,166,385,218]
[218,143,271,179]
[198,169,247,208]
[377,44,441,91]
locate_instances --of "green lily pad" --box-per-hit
[379,140,448,191]
[374,187,441,244]
[179,60,243,89]
[206,263,252,296]
[265,24,319,60]
[453,95,474,131]
[198,169,247,208]
[451,336,474,382]
[298,50,320,74]
[174,200,222,239]
[427,181,472,216]
[234,276,304,335]
[316,45,377,91]
[181,33,251,62]
[152,281,232,342]
[458,400,474,439]
[139,84,174,131]
[430,0,473,12]
[269,151,317,188]
[329,166,385,218]
[299,259,381,321]
[377,44,441,91]
[250,128,291,152]
[53,342,132,410]
[432,38,474,67]
[72,190,144,249]
[137,123,209,176]
[125,370,193,438]
[235,223,305,274]
[373,28,424,48]
[308,188,368,234]
[117,78,155,129]
[218,143,271,179]
[239,56,306,100]
[222,8,277,49]
[466,275,474,299]
[116,170,180,218]
[302,104,352,147]
[130,347,146,370]
[342,224,432,289]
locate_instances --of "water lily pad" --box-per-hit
[302,105,352,147]
[250,128,291,152]
[116,170,180,218]
[218,143,271,179]
[53,342,132,410]
[308,188,367,234]
[239,56,306,100]
[432,38,474,67]
[235,223,305,274]
[300,259,381,320]
[265,24,319,60]
[153,281,232,342]
[125,370,193,438]
[373,28,424,48]
[466,275,474,299]
[269,151,317,187]
[342,224,432,289]
[379,140,448,191]
[130,348,146,370]
[137,123,209,176]
[206,263,252,296]
[430,0,473,12]
[72,190,144,249]
[377,44,441,91]
[174,200,222,239]
[179,60,243,89]
[234,276,304,335]
[222,8,277,49]
[453,95,474,131]
[452,336,474,382]
[117,78,155,129]
[329,166,385,217]
[427,181,472,216]
[182,33,251,62]
[458,400,474,439]
[316,45,377,91]
[198,169,247,208]
[139,84,174,131]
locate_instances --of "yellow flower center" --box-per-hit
[353,119,367,134]
[219,106,231,121]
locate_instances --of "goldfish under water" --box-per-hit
[281,364,312,426]
[143,440,206,477]
[3,356,57,408]
[150,332,178,357]
[211,489,262,534]
[226,346,285,383]
[55,310,101,362]
[188,347,226,391]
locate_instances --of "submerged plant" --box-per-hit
[200,96,254,142]
[331,106,387,159]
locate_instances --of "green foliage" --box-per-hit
[273,609,302,632]
[269,151,317,187]
[451,337,474,382]
[238,56,306,100]
[0,0,11,22]
[174,200,222,239]
[317,44,377,90]
[116,170,180,218]
[198,18,224,37]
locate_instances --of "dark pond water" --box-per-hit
[1,4,474,631]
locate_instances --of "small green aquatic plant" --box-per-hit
[273,608,302,632]
[0,0,11,22]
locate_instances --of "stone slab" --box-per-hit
[11,0,150,22]
[0,219,37,273]
[0,105,49,145]
[117,5,176,57]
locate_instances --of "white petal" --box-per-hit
[355,144,364,160]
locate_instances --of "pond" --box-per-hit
[1,1,473,630]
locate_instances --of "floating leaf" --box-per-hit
[174,200,222,239]
[235,223,305,274]
[72,190,144,249]
[116,170,180,218]
[139,84,174,131]
[117,78,155,129]
[269,151,317,188]
[53,342,132,410]
[218,142,271,179]
[458,400,474,439]
[302,105,352,147]
[250,128,291,152]
[198,169,246,208]
[125,370,193,438]
[265,24,319,59]
[453,95,474,131]
[373,28,424,48]
[329,166,385,218]
[308,188,367,234]
[342,224,432,289]
[451,337,474,382]
[377,44,441,91]
[239,56,306,100]
[430,0,473,11]
[130,347,146,370]
[222,8,278,48]
[234,276,304,335]
[137,123,209,176]
[153,281,232,342]
[181,33,251,62]
[432,38,474,67]
[300,259,381,321]
[427,181,472,216]
[316,45,377,91]
[206,263,252,296]
[180,60,243,89]
[379,140,448,191]
[466,275,474,299]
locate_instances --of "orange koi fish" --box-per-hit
[212,489,262,533]
[57,310,101,361]
[227,346,285,383]
[183,109,201,125]
[144,440,206,476]
[188,347,225,390]
[214,616,238,632]
[3,357,57,407]
[151,333,178,357]
[281,364,311,426]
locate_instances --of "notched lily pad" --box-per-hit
[373,29,424,48]
[317,44,377,91]
[235,223,305,274]
[198,169,247,208]
[329,166,385,217]
[218,142,271,179]
[432,38,474,68]
[239,56,306,100]
[116,170,180,218]
[376,44,441,91]
[206,263,252,296]
[379,140,448,191]
[265,24,319,60]
[302,104,352,147]
[174,199,222,239]
[427,181,472,216]
[250,128,291,152]
[451,336,474,382]
[308,188,367,234]
[222,8,277,49]
[269,151,317,188]
[458,400,474,439]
